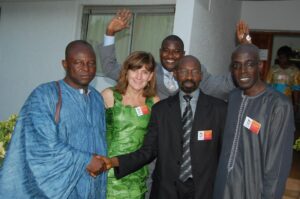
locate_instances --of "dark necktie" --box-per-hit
[179,95,193,182]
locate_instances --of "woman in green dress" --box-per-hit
[101,51,159,199]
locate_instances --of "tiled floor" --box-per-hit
[283,178,300,199]
[283,120,300,199]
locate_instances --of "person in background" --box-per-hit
[98,9,251,101]
[266,45,300,110]
[101,51,159,199]
[213,44,294,199]
[101,55,227,199]
[0,40,108,199]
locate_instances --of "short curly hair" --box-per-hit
[277,45,292,57]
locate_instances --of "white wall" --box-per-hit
[0,0,176,120]
[0,1,81,120]
[241,1,300,31]
[188,0,241,75]
[84,0,175,5]
[173,0,195,55]
[0,0,245,120]
[241,1,300,73]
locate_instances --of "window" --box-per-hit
[81,5,175,74]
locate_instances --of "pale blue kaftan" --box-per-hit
[0,80,107,199]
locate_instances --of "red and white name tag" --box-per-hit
[278,74,288,81]
[135,105,149,116]
[243,116,261,134]
[197,130,213,141]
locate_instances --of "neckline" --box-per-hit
[113,89,153,108]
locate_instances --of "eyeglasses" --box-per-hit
[177,69,201,77]
[231,61,259,70]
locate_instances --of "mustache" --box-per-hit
[182,80,196,85]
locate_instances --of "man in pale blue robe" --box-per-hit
[0,40,108,198]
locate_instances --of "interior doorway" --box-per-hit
[250,31,300,80]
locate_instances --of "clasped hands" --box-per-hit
[86,155,113,178]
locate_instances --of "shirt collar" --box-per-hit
[162,67,173,77]
[79,88,91,95]
[179,89,200,101]
[61,80,91,95]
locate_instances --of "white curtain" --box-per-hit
[132,14,174,63]
[85,13,174,74]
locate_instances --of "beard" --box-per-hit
[180,80,197,93]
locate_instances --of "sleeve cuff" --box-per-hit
[104,34,115,46]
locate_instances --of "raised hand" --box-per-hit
[106,9,132,36]
[236,20,252,44]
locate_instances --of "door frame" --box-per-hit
[250,30,300,80]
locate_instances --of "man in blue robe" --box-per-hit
[0,40,108,199]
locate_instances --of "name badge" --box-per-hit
[243,116,261,134]
[135,105,149,116]
[278,74,287,81]
[197,130,212,141]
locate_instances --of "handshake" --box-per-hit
[86,155,119,178]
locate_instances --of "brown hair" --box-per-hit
[115,51,156,97]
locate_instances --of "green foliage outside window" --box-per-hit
[0,114,17,165]
[294,137,300,151]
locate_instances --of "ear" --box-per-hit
[62,60,68,71]
[199,71,203,81]
[258,61,264,73]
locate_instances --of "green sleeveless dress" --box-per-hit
[106,89,154,199]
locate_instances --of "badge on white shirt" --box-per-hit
[243,116,261,134]
[197,130,213,141]
[278,74,288,81]
[135,105,149,117]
